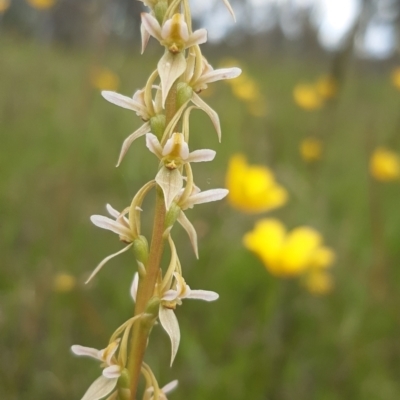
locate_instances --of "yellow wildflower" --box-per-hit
[293,83,323,111]
[391,67,400,90]
[53,273,76,293]
[243,218,335,280]
[90,67,120,92]
[300,137,323,162]
[304,271,334,295]
[0,0,10,13]
[315,75,337,100]
[370,147,400,182]
[26,0,56,9]
[226,154,288,213]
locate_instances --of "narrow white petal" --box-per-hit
[105,204,119,219]
[103,365,121,379]
[90,215,132,239]
[130,272,139,302]
[141,22,151,54]
[184,189,229,209]
[191,93,221,142]
[195,67,241,88]
[162,289,178,302]
[161,380,179,394]
[159,307,180,366]
[81,375,118,400]
[145,133,163,159]
[177,211,198,258]
[141,13,163,42]
[222,0,236,21]
[71,345,101,360]
[101,91,148,118]
[186,149,216,163]
[185,29,208,49]
[187,290,219,301]
[158,52,187,107]
[85,244,133,284]
[116,122,151,167]
[155,168,183,211]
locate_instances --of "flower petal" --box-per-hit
[130,272,139,302]
[222,0,236,21]
[159,307,181,366]
[187,290,219,301]
[161,380,179,394]
[194,67,241,90]
[155,167,184,211]
[103,365,121,379]
[158,51,187,108]
[81,375,118,400]
[105,204,120,219]
[90,215,132,239]
[141,22,151,54]
[183,188,229,209]
[116,122,151,167]
[101,91,149,118]
[145,133,163,159]
[186,149,216,163]
[141,13,163,42]
[177,211,198,258]
[162,289,178,302]
[191,92,221,142]
[185,29,208,49]
[71,345,101,360]
[85,243,133,284]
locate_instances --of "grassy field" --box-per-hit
[1,35,400,399]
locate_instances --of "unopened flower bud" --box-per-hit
[176,82,193,109]
[133,235,149,265]
[150,114,166,140]
[164,202,181,230]
[117,369,130,390]
[154,1,168,24]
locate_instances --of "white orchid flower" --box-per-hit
[87,204,135,283]
[143,380,179,400]
[71,341,123,400]
[146,132,215,210]
[174,186,229,258]
[130,272,218,366]
[141,13,207,106]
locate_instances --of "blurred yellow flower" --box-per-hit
[391,67,400,90]
[300,137,323,162]
[26,0,56,9]
[231,76,259,102]
[90,67,120,92]
[243,218,335,282]
[53,273,76,293]
[226,154,288,213]
[370,147,400,182]
[293,83,323,111]
[0,0,10,13]
[304,271,334,295]
[315,75,337,100]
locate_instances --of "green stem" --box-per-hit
[128,82,178,400]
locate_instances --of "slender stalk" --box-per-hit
[128,84,178,399]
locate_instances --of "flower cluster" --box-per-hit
[71,1,240,399]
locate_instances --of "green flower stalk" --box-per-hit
[71,1,241,399]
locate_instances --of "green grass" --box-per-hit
[1,35,400,399]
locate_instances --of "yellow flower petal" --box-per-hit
[391,67,400,90]
[304,272,334,296]
[53,273,76,293]
[226,154,288,213]
[90,67,120,92]
[26,0,56,10]
[243,219,286,275]
[309,246,335,269]
[370,147,400,182]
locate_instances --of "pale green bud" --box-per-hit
[176,82,193,109]
[133,235,149,265]
[154,1,168,25]
[150,114,166,140]
[164,202,181,230]
[118,369,130,390]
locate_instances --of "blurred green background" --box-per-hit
[2,0,400,399]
